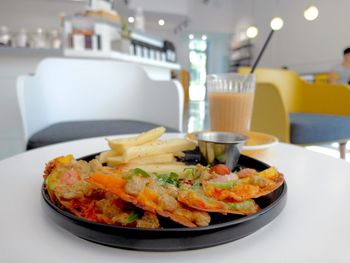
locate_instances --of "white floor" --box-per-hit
[306,143,350,162]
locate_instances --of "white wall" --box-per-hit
[2,0,350,74]
[129,0,188,15]
[186,0,235,33]
[0,0,234,74]
[0,0,85,32]
[146,0,236,73]
[233,0,350,74]
[0,54,58,159]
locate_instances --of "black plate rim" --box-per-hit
[42,153,287,233]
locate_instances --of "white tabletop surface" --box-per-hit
[1,133,350,263]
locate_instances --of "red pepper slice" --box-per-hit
[210,164,231,175]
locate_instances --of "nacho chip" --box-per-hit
[89,171,210,227]
[202,167,284,202]
[178,185,260,215]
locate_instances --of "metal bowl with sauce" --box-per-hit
[193,131,247,170]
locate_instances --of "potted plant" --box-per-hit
[118,21,131,53]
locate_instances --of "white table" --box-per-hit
[1,133,350,263]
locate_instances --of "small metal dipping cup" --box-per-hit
[193,131,247,171]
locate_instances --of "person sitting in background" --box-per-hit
[329,47,350,84]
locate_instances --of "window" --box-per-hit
[189,38,207,101]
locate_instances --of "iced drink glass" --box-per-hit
[207,73,255,133]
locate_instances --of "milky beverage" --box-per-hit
[208,91,254,133]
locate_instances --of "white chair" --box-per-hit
[17,58,184,149]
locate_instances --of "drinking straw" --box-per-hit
[250,29,275,73]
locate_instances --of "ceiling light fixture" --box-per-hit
[246,26,258,39]
[128,16,135,23]
[189,34,194,40]
[201,34,207,41]
[251,16,284,73]
[270,17,284,31]
[304,5,319,21]
[158,19,165,26]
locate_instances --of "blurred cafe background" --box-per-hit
[1,0,350,161]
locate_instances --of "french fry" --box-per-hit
[107,127,165,153]
[98,150,118,163]
[102,127,196,169]
[106,156,124,167]
[174,152,185,157]
[106,153,176,166]
[111,140,165,155]
[122,138,196,162]
[128,153,176,164]
[118,163,196,176]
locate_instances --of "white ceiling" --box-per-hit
[0,0,241,34]
[0,0,186,32]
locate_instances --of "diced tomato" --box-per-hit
[210,164,231,175]
[237,168,257,178]
[60,169,80,185]
[80,200,98,222]
[84,206,98,221]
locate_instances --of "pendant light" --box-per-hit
[246,26,258,39]
[304,5,319,21]
[270,17,284,31]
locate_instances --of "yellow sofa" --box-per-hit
[240,67,350,158]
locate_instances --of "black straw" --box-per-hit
[250,29,275,73]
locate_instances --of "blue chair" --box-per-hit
[243,68,350,159]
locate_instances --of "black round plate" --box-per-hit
[41,153,287,251]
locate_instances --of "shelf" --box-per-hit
[229,39,253,71]
[230,43,253,52]
[230,39,251,49]
[64,15,163,48]
[64,49,181,70]
[229,60,251,70]
[0,46,63,57]
[230,57,252,63]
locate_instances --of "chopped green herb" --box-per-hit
[183,167,196,179]
[227,199,254,210]
[128,168,150,179]
[216,154,226,163]
[156,172,179,187]
[208,180,236,189]
[191,180,201,190]
[47,171,60,191]
[126,211,139,223]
